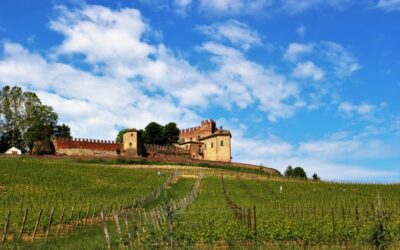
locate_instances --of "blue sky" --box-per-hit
[0,0,399,182]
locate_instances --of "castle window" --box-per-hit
[205,144,206,150]
[220,140,224,147]
[211,142,213,148]
[186,145,188,149]
[131,133,133,137]
[129,142,132,147]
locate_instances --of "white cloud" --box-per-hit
[198,0,273,15]
[284,43,314,61]
[321,41,360,77]
[296,25,306,38]
[201,42,304,121]
[377,0,400,11]
[0,42,201,139]
[230,126,399,181]
[338,101,376,119]
[173,0,193,15]
[0,4,309,141]
[196,19,262,50]
[285,41,360,79]
[292,61,325,81]
[279,0,354,14]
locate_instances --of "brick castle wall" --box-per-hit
[52,138,120,156]
[179,120,216,142]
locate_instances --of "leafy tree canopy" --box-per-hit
[284,165,307,179]
[116,122,180,146]
[0,85,71,152]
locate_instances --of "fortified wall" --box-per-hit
[144,144,191,160]
[52,119,231,162]
[52,138,120,156]
[179,120,216,142]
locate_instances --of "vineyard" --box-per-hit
[0,156,399,249]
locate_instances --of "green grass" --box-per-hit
[0,156,168,233]
[0,156,399,249]
[72,157,278,176]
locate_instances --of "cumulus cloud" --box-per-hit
[376,0,400,11]
[284,43,314,61]
[338,101,376,119]
[229,124,399,181]
[198,0,273,15]
[0,4,308,139]
[196,19,262,50]
[200,42,304,121]
[279,0,354,14]
[292,61,325,81]
[321,41,360,78]
[285,42,360,78]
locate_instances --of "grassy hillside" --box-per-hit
[0,156,399,249]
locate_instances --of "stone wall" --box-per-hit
[179,120,216,142]
[52,138,120,156]
[202,133,231,162]
[144,144,191,160]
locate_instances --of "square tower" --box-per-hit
[122,129,142,156]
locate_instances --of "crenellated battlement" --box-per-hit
[53,137,118,145]
[52,137,120,155]
[180,119,215,135]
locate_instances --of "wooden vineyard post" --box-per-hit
[133,221,140,247]
[84,205,90,225]
[253,205,257,238]
[18,208,28,240]
[1,211,11,243]
[100,210,111,250]
[113,213,123,247]
[355,206,360,232]
[247,208,251,230]
[31,208,43,242]
[56,207,65,238]
[46,206,55,239]
[66,205,75,234]
[124,215,134,250]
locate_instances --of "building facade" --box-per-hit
[52,119,232,162]
[178,120,231,162]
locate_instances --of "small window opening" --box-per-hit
[220,140,224,147]
[211,142,213,148]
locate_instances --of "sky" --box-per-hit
[0,0,399,182]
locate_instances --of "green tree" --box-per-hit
[284,166,294,178]
[162,122,180,145]
[54,124,72,139]
[293,167,307,179]
[284,166,307,179]
[0,85,63,152]
[142,122,164,145]
[312,173,320,181]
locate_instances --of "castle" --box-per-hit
[52,119,232,162]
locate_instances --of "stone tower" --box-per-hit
[122,129,142,156]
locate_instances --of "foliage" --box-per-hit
[53,123,72,139]
[142,122,164,145]
[117,122,180,146]
[162,122,180,145]
[285,165,307,179]
[312,173,321,181]
[0,85,66,152]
